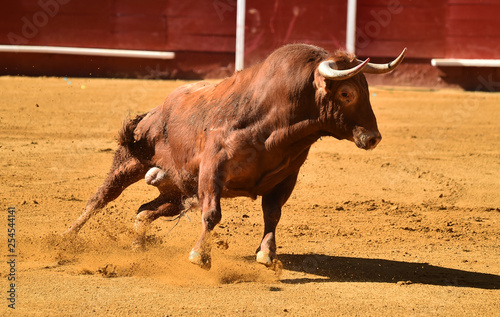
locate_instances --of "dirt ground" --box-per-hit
[1,76,499,316]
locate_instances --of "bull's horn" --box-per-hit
[318,58,370,80]
[359,48,407,74]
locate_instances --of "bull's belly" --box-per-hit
[222,176,263,199]
[222,173,291,199]
[221,160,299,199]
[155,146,309,200]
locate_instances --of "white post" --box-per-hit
[346,0,357,54]
[0,45,175,59]
[235,0,246,71]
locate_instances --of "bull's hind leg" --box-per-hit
[133,184,183,248]
[62,147,146,236]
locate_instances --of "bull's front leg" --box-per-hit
[188,157,224,270]
[257,172,299,267]
[188,193,221,270]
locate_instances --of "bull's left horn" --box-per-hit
[359,48,407,74]
[318,58,370,80]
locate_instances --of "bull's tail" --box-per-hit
[117,113,148,148]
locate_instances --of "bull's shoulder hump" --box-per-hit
[172,81,214,95]
[162,81,215,114]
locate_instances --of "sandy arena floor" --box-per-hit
[0,76,499,316]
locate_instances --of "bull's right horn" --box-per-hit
[318,58,370,80]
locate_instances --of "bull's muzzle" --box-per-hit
[355,131,382,150]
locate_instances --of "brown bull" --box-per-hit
[63,44,406,270]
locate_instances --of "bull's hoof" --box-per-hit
[257,251,282,274]
[60,228,78,237]
[131,238,146,251]
[256,251,273,267]
[189,250,212,270]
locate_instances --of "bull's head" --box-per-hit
[314,48,406,150]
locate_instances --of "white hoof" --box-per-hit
[131,238,146,251]
[189,250,211,270]
[256,251,273,267]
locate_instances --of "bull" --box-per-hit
[63,44,406,270]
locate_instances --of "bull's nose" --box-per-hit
[353,129,382,150]
[365,133,382,150]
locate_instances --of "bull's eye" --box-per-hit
[336,84,358,106]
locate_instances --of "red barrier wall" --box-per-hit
[1,0,499,88]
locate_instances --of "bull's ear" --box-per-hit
[314,69,329,94]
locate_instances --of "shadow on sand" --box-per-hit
[276,253,499,289]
